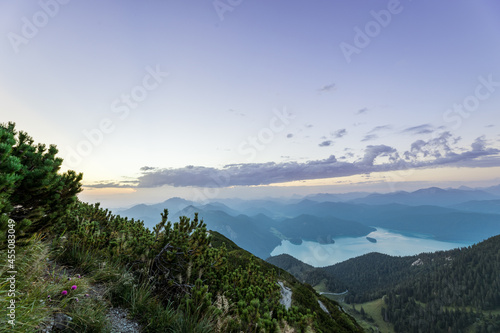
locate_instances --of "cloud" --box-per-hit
[228,108,246,116]
[286,133,293,138]
[404,131,454,160]
[362,134,378,141]
[319,140,333,147]
[368,125,392,133]
[331,129,347,138]
[84,181,137,188]
[356,108,368,115]
[471,136,487,152]
[402,124,435,135]
[96,134,499,189]
[362,145,398,165]
[318,83,336,93]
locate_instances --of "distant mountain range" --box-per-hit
[116,186,500,259]
[348,186,498,206]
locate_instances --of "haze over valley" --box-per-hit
[116,184,500,265]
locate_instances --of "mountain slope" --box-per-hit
[174,206,281,259]
[272,235,500,332]
[117,197,194,227]
[266,254,315,281]
[277,214,375,244]
[210,231,364,333]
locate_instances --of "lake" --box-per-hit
[270,228,472,267]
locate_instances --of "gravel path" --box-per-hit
[278,281,292,310]
[107,307,141,333]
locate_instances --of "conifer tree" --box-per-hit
[0,122,82,243]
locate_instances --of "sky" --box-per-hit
[1,0,500,208]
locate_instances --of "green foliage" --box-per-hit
[149,210,221,301]
[0,235,111,333]
[381,235,500,332]
[0,122,82,242]
[0,235,51,332]
[56,202,155,266]
[211,232,364,333]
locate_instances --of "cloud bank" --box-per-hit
[84,133,500,189]
[122,133,499,189]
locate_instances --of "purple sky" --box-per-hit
[1,0,499,207]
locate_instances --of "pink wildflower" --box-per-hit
[71,285,77,290]
[61,290,68,296]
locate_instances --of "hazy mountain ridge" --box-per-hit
[449,199,500,214]
[173,206,281,259]
[117,186,500,260]
[348,186,499,206]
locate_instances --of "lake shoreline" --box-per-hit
[270,227,472,267]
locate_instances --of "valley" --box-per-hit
[116,185,500,264]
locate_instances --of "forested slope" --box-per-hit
[269,233,500,332]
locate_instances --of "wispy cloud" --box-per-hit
[319,140,334,147]
[361,134,378,142]
[356,107,368,115]
[368,125,392,133]
[318,83,336,93]
[228,108,246,116]
[85,181,137,188]
[331,128,347,138]
[402,124,435,135]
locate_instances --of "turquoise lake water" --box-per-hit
[270,228,472,267]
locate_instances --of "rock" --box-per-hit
[107,307,141,333]
[411,258,424,266]
[318,300,330,314]
[53,313,72,331]
[277,281,292,310]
